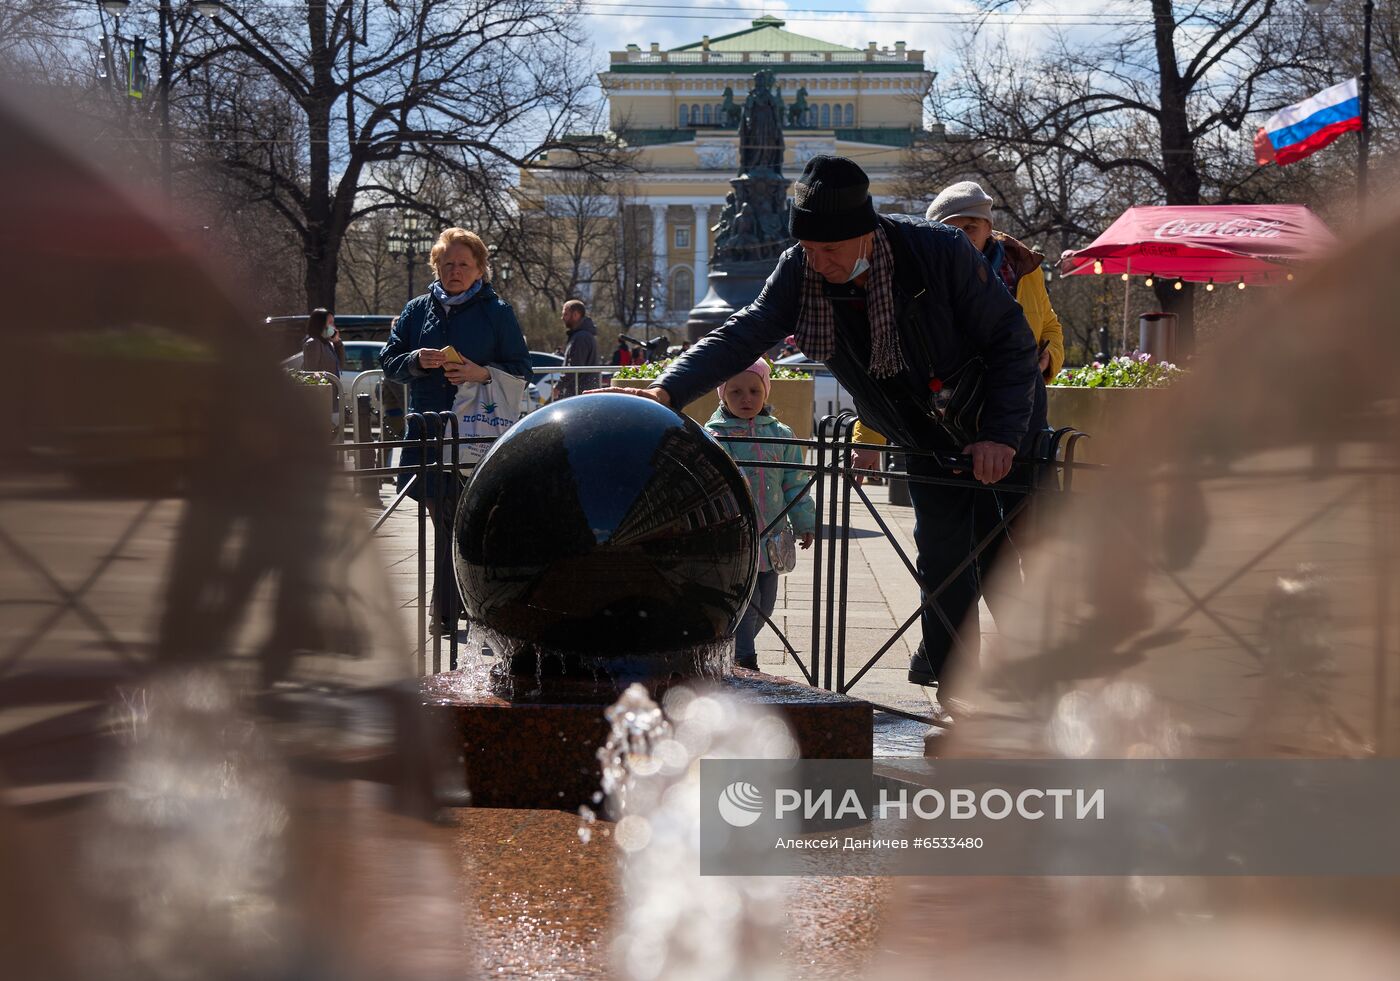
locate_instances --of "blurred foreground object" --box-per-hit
[0,94,466,979]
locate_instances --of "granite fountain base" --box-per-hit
[422,665,873,810]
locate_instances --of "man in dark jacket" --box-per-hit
[559,299,600,398]
[628,155,1046,720]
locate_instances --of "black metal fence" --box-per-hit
[333,411,1093,725]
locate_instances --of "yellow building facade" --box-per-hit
[526,16,934,327]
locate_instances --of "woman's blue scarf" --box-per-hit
[430,278,484,307]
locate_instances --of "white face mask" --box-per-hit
[846,238,870,282]
[322,325,336,339]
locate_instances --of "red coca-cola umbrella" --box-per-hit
[1060,204,1337,348]
[1060,204,1337,286]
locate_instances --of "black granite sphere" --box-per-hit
[453,394,759,672]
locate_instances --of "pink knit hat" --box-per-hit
[716,358,772,401]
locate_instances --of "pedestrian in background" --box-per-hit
[380,227,530,635]
[927,181,1064,381]
[558,299,599,398]
[301,308,343,375]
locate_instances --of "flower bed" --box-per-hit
[611,359,816,440]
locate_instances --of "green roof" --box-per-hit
[673,16,858,54]
[608,62,920,75]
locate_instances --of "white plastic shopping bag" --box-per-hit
[445,367,526,472]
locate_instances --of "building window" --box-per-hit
[702,103,712,125]
[678,105,689,126]
[674,226,691,249]
[803,107,814,127]
[691,103,700,125]
[670,267,694,312]
[845,103,855,125]
[820,103,830,127]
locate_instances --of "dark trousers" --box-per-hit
[427,476,464,629]
[907,459,1035,693]
[735,570,780,669]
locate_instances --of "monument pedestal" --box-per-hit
[684,69,794,340]
[686,259,780,341]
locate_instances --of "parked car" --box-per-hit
[523,350,566,408]
[281,340,386,396]
[264,313,395,344]
[776,353,855,427]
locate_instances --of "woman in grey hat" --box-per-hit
[927,181,1064,381]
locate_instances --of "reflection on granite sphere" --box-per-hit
[453,394,758,672]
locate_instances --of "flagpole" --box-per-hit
[1359,0,1374,204]
[1121,257,1132,355]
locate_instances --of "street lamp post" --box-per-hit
[1307,0,1375,204]
[387,214,433,303]
[1359,0,1375,202]
[486,245,511,289]
[94,0,220,196]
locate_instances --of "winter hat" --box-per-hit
[926,180,995,224]
[789,155,878,242]
[716,358,772,401]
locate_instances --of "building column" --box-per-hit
[651,205,668,318]
[692,203,709,292]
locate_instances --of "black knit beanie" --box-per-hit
[789,155,878,242]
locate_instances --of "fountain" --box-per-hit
[423,394,873,809]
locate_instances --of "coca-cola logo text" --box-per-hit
[1154,218,1283,240]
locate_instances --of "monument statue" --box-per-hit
[737,69,784,176]
[686,69,796,340]
[720,86,741,127]
[787,86,809,127]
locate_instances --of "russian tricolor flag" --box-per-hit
[1255,78,1362,166]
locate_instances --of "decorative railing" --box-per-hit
[613,49,921,66]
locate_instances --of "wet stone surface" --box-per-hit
[423,665,873,810]
[454,807,892,980]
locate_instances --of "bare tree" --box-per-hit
[602,193,662,333]
[911,0,1326,353]
[187,0,608,309]
[337,212,401,314]
[499,156,635,306]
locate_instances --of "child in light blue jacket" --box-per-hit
[706,359,816,670]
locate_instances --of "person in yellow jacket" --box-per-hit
[851,180,1064,457]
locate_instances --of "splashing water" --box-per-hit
[597,683,674,821]
[605,683,798,981]
[577,804,599,844]
[427,631,499,698]
[465,623,734,692]
[86,669,291,980]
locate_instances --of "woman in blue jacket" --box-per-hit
[381,227,530,633]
